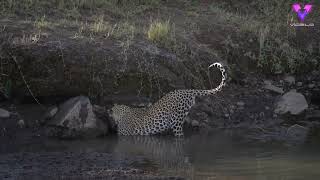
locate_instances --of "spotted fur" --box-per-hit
[110,62,227,136]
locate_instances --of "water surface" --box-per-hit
[3,133,320,180]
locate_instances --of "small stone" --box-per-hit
[17,120,25,128]
[264,80,272,85]
[297,82,303,87]
[290,89,297,93]
[311,71,320,76]
[308,84,315,89]
[191,120,200,127]
[284,75,295,85]
[0,108,10,118]
[265,106,270,110]
[45,106,58,119]
[263,82,284,94]
[200,123,210,130]
[185,116,192,124]
[237,101,245,106]
[196,112,209,120]
[224,113,230,118]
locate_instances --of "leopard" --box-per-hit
[109,62,227,136]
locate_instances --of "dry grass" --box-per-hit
[0,0,318,75]
[207,0,319,74]
[147,20,171,44]
[91,15,111,33]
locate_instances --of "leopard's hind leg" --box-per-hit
[172,119,184,137]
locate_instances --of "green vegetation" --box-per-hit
[147,20,171,44]
[0,0,319,76]
[34,15,50,29]
[0,0,161,18]
[206,0,319,74]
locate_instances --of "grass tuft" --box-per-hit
[147,20,171,44]
[91,15,111,33]
[34,15,49,29]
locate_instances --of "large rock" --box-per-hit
[45,96,108,139]
[274,91,308,115]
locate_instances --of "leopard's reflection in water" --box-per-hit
[113,136,195,178]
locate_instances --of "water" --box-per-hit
[3,104,320,179]
[4,133,320,180]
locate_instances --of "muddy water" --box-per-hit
[3,133,320,180]
[1,105,320,179]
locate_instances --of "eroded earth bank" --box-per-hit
[0,0,320,179]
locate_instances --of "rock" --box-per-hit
[93,105,106,114]
[263,81,284,94]
[17,120,25,128]
[236,101,245,106]
[263,80,272,85]
[199,104,212,115]
[46,96,108,139]
[0,108,10,118]
[286,124,309,143]
[297,82,303,87]
[274,92,308,115]
[308,84,315,89]
[191,120,200,127]
[45,106,58,118]
[290,89,297,93]
[195,112,209,121]
[185,116,192,124]
[311,70,320,76]
[284,75,295,85]
[40,106,59,125]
